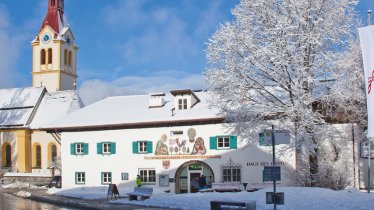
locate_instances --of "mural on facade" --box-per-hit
[162,160,170,169]
[191,137,207,155]
[154,128,206,156]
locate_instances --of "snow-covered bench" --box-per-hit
[210,200,256,210]
[127,187,153,201]
[212,182,241,192]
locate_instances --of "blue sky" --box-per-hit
[0,0,373,104]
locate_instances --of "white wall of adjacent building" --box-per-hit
[60,123,297,192]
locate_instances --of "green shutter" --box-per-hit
[84,143,89,155]
[147,141,153,154]
[210,137,217,150]
[230,136,237,149]
[132,142,138,154]
[97,143,102,154]
[71,143,75,155]
[111,142,116,154]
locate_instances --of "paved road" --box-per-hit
[0,189,176,210]
[0,191,74,210]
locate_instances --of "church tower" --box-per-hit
[31,0,78,92]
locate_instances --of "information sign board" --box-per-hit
[360,141,374,158]
[266,192,285,205]
[263,166,281,182]
[263,129,290,145]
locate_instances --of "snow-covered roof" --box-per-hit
[0,87,45,127]
[30,90,84,129]
[43,91,222,130]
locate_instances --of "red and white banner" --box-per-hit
[359,25,374,138]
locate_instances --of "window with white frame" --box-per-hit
[75,172,85,184]
[102,143,111,154]
[101,172,112,184]
[222,168,241,182]
[178,98,188,110]
[221,158,241,182]
[138,141,148,154]
[76,143,84,155]
[217,137,230,149]
[139,169,156,184]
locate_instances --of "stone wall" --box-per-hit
[3,175,52,186]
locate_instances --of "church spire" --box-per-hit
[40,0,65,34]
[32,0,78,92]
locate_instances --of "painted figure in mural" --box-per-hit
[198,175,207,190]
[136,175,142,187]
[191,137,207,155]
[155,140,169,155]
[187,128,196,143]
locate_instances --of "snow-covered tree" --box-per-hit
[205,0,360,186]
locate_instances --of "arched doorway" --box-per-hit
[174,160,214,194]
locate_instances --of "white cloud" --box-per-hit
[78,71,205,105]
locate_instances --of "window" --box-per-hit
[75,172,85,184]
[218,137,230,149]
[5,145,11,167]
[51,145,57,161]
[70,143,88,155]
[139,141,147,153]
[101,172,112,184]
[210,136,237,150]
[68,51,72,66]
[139,169,156,184]
[132,141,152,154]
[48,48,53,64]
[170,131,183,136]
[64,49,68,65]
[41,49,46,65]
[103,143,111,154]
[35,145,42,168]
[51,0,55,6]
[222,168,241,182]
[178,98,188,110]
[97,142,116,155]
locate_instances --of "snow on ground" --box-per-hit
[15,191,32,198]
[48,186,374,210]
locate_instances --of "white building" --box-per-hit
[43,89,364,193]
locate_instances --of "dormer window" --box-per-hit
[170,89,201,111]
[178,98,188,110]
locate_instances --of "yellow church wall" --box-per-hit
[0,131,17,174]
[16,130,31,173]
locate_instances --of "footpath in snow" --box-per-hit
[48,186,374,210]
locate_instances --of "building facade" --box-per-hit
[44,90,361,192]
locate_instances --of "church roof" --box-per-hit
[30,90,84,129]
[0,87,84,129]
[0,87,45,127]
[43,91,222,131]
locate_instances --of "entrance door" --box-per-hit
[189,172,201,193]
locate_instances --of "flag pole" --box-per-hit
[368,10,372,194]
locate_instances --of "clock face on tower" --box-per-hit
[65,36,72,46]
[42,33,52,44]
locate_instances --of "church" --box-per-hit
[0,0,83,177]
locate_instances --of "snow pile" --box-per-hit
[15,191,31,198]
